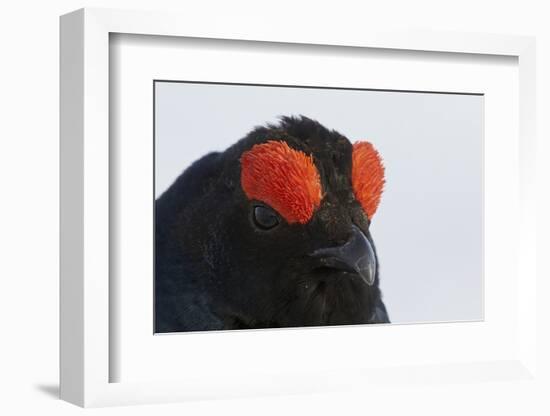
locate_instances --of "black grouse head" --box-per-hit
[155,115,388,332]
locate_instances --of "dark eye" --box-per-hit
[253,205,280,230]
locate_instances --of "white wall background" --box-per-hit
[1,1,549,415]
[155,82,484,324]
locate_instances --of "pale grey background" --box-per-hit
[155,81,483,324]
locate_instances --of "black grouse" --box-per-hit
[155,115,389,332]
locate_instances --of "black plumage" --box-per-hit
[155,115,389,332]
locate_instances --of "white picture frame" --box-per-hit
[60,7,538,408]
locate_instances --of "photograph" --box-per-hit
[154,81,484,333]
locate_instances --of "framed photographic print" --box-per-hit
[60,8,538,408]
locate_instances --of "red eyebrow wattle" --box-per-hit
[351,141,385,219]
[240,141,322,224]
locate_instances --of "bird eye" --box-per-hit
[253,205,280,230]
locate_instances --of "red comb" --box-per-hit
[240,141,322,224]
[352,141,385,219]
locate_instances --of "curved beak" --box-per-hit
[310,225,377,286]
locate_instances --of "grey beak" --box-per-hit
[310,225,377,286]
